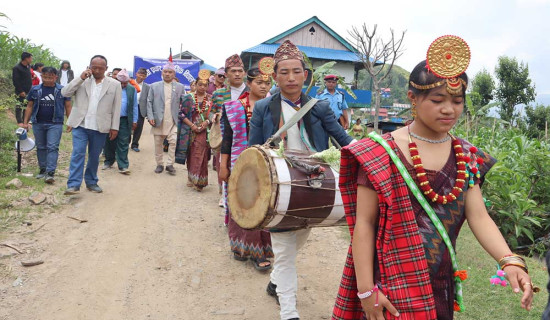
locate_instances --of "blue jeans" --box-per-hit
[67,127,108,189]
[32,123,63,173]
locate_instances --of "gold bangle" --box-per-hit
[501,263,528,274]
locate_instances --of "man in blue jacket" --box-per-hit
[248,40,353,320]
[21,67,72,183]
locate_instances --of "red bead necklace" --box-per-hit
[195,94,208,115]
[408,134,467,205]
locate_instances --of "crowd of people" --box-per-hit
[11,35,537,320]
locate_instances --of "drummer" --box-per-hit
[248,40,354,320]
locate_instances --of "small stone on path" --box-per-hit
[210,308,245,315]
[12,277,23,287]
[28,191,46,205]
[6,178,22,189]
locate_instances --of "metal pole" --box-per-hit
[17,140,21,172]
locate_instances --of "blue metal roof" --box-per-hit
[200,63,217,72]
[242,43,363,63]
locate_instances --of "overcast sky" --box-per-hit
[3,0,549,94]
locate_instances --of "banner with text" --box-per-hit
[133,56,200,88]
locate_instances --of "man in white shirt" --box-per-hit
[62,55,122,195]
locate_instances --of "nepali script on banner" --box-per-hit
[133,56,200,88]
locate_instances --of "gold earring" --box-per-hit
[411,103,417,118]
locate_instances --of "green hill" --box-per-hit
[357,64,411,105]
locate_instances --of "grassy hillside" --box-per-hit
[357,64,411,105]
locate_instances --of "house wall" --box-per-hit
[311,60,355,84]
[276,22,348,51]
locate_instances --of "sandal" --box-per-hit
[233,252,248,262]
[252,258,272,271]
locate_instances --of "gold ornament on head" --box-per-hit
[250,57,274,82]
[411,35,471,95]
[198,69,211,81]
[259,57,275,75]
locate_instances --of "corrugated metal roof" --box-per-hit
[242,43,363,63]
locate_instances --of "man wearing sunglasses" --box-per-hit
[207,67,226,95]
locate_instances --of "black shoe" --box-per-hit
[86,184,103,193]
[165,165,176,175]
[36,168,47,179]
[155,165,164,174]
[287,318,299,320]
[266,282,279,305]
[45,172,55,184]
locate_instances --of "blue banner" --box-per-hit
[133,56,200,89]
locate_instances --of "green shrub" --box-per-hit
[455,124,550,253]
[0,109,18,176]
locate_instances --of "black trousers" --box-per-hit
[15,96,25,124]
[131,113,145,148]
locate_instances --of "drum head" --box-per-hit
[228,147,273,229]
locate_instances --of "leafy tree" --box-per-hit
[525,104,550,139]
[0,12,9,30]
[494,56,536,123]
[0,32,60,72]
[469,68,495,117]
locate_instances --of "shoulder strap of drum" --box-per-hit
[265,98,318,147]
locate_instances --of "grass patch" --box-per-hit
[455,223,547,319]
[336,222,547,318]
[0,109,18,177]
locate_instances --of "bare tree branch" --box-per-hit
[347,24,406,131]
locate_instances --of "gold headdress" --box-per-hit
[253,57,275,81]
[197,69,210,84]
[410,35,471,95]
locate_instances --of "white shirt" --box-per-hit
[60,69,69,86]
[80,77,104,131]
[35,71,42,84]
[281,100,310,152]
[230,83,246,101]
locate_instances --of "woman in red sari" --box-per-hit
[178,71,214,191]
[332,36,534,320]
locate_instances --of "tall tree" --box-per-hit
[525,104,550,139]
[494,56,536,123]
[348,24,405,131]
[470,68,495,117]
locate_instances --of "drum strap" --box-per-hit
[265,98,318,147]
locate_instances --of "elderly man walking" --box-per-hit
[103,69,137,174]
[62,55,122,195]
[146,62,185,175]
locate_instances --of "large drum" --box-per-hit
[227,146,346,230]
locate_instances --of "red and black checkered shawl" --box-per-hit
[332,135,437,320]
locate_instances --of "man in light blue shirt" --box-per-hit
[103,69,138,174]
[315,74,349,129]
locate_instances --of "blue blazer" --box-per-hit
[248,92,353,151]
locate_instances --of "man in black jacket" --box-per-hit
[12,52,33,124]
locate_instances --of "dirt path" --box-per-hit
[0,125,350,320]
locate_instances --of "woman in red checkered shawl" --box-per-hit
[332,51,535,319]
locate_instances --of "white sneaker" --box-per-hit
[218,197,225,208]
[119,168,131,175]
